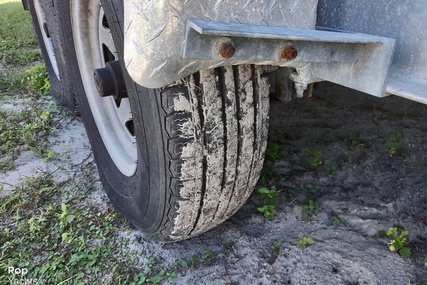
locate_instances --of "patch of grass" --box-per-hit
[25,63,51,95]
[1,169,210,285]
[302,199,319,221]
[0,102,56,168]
[257,187,279,219]
[0,0,40,64]
[388,130,406,156]
[298,232,315,250]
[302,148,323,170]
[1,173,122,284]
[0,68,26,92]
[0,0,44,94]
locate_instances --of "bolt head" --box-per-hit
[219,43,235,59]
[281,45,298,60]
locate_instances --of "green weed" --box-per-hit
[384,227,411,258]
[202,249,216,265]
[298,232,315,250]
[257,187,279,219]
[302,148,323,170]
[272,241,283,254]
[388,130,406,156]
[25,63,51,95]
[265,142,285,161]
[302,200,319,221]
[332,216,346,227]
[43,149,58,162]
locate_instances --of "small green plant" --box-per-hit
[332,217,346,227]
[266,142,284,160]
[44,149,58,162]
[302,200,319,221]
[302,148,323,170]
[388,130,406,155]
[380,226,411,258]
[25,63,51,95]
[298,232,315,250]
[59,203,76,228]
[272,241,283,254]
[257,187,279,219]
[202,249,216,265]
[385,227,411,258]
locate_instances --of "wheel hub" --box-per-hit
[94,61,128,99]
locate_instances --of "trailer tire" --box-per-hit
[28,0,76,111]
[53,0,269,241]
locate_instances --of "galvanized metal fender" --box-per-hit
[124,0,395,97]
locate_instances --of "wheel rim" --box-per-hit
[33,0,60,80]
[71,0,137,176]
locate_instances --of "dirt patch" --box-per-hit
[1,82,426,284]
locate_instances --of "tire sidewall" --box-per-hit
[28,0,76,110]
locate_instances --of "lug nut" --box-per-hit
[280,45,298,60]
[219,42,235,59]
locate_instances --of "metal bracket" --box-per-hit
[184,20,395,97]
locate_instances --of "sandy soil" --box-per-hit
[1,82,426,284]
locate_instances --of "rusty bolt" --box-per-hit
[218,42,235,59]
[280,45,298,60]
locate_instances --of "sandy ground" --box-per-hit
[1,82,427,284]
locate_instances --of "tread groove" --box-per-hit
[189,72,207,235]
[214,66,228,221]
[223,65,243,216]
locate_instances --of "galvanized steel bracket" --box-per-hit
[184,20,395,97]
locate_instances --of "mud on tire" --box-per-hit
[150,65,270,239]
